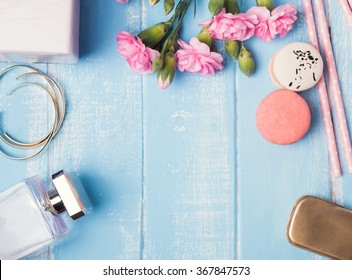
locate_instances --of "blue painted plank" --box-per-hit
[237,0,330,259]
[1,0,143,260]
[0,63,51,259]
[141,3,236,259]
[1,0,351,261]
[49,0,143,259]
[329,0,352,208]
[0,63,49,183]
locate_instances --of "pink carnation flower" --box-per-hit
[248,4,297,41]
[247,6,275,41]
[175,38,223,76]
[270,3,297,38]
[200,8,259,41]
[116,31,159,74]
[116,0,128,3]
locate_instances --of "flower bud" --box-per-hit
[224,0,239,15]
[138,22,171,48]
[164,0,175,16]
[149,0,160,5]
[158,52,177,90]
[239,44,255,78]
[256,0,275,11]
[152,55,164,73]
[197,28,213,48]
[208,0,225,16]
[225,40,239,62]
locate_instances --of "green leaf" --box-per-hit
[149,0,161,6]
[164,0,175,16]
[208,0,225,16]
[224,0,239,15]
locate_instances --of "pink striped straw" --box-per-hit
[314,0,352,173]
[338,0,352,31]
[303,0,341,177]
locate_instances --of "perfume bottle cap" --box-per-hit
[48,170,91,220]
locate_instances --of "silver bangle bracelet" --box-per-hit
[0,65,65,160]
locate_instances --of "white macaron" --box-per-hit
[269,42,324,91]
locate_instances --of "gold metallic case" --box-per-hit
[287,196,352,260]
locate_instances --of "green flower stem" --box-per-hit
[163,0,192,54]
[138,0,192,49]
[165,1,184,26]
[152,0,193,72]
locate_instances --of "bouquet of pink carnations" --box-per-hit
[116,0,297,89]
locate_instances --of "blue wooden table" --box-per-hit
[0,0,351,260]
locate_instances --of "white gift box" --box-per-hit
[0,0,80,64]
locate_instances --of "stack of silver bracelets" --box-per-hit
[0,65,65,160]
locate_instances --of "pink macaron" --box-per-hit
[256,89,311,145]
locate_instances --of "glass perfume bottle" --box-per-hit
[0,170,91,260]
